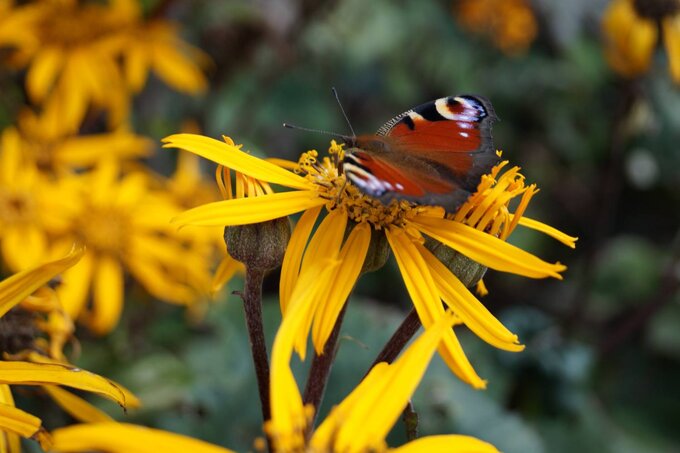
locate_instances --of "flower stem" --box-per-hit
[241,267,271,448]
[367,308,421,374]
[303,303,348,432]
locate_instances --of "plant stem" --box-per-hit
[366,308,421,375]
[303,303,348,432]
[241,267,272,451]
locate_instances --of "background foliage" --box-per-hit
[3,0,679,452]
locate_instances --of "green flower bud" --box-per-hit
[425,237,487,288]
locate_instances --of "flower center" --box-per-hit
[76,206,130,255]
[295,144,421,229]
[0,188,36,225]
[0,307,39,356]
[38,4,127,48]
[633,0,680,20]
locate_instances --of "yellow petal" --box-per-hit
[87,255,124,335]
[162,134,311,190]
[515,216,578,248]
[0,403,50,449]
[151,42,207,93]
[26,46,63,103]
[385,228,485,388]
[173,190,325,227]
[311,222,370,353]
[268,262,338,452]
[0,361,139,409]
[279,206,322,313]
[43,386,113,423]
[0,244,83,318]
[2,224,47,271]
[417,243,523,352]
[211,254,244,294]
[50,423,236,453]
[0,386,20,453]
[412,215,566,279]
[663,15,680,83]
[124,45,149,92]
[56,249,94,320]
[54,132,152,167]
[602,0,657,76]
[313,314,456,453]
[391,434,499,453]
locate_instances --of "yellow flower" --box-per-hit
[0,127,78,271]
[0,246,140,452]
[454,0,538,54]
[267,271,499,453]
[603,0,680,82]
[163,134,576,389]
[54,161,212,334]
[12,109,152,174]
[0,0,208,134]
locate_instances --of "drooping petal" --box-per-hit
[25,46,63,102]
[0,361,140,409]
[0,244,83,318]
[0,385,20,453]
[311,222,370,353]
[151,42,207,93]
[56,249,94,320]
[391,434,499,453]
[50,423,236,453]
[0,403,50,450]
[412,215,566,279]
[43,386,113,423]
[515,216,578,248]
[312,313,456,453]
[663,15,680,84]
[386,228,485,388]
[89,255,124,335]
[172,190,325,227]
[162,134,312,190]
[417,243,523,352]
[267,263,338,452]
[279,205,322,313]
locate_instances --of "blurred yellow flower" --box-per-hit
[0,127,78,271]
[54,161,212,334]
[163,134,576,389]
[603,0,680,82]
[0,0,208,133]
[267,284,499,453]
[12,109,152,174]
[454,0,538,54]
[0,246,140,453]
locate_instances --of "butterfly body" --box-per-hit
[341,95,500,212]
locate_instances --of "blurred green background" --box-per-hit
[9,0,680,451]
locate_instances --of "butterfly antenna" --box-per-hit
[282,123,353,142]
[331,87,356,138]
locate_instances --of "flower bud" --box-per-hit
[360,226,391,274]
[224,217,291,272]
[425,237,487,288]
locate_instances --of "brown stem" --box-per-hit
[366,308,421,376]
[241,267,272,452]
[302,303,348,432]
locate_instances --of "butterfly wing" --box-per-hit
[343,95,499,211]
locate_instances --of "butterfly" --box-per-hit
[339,95,499,212]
